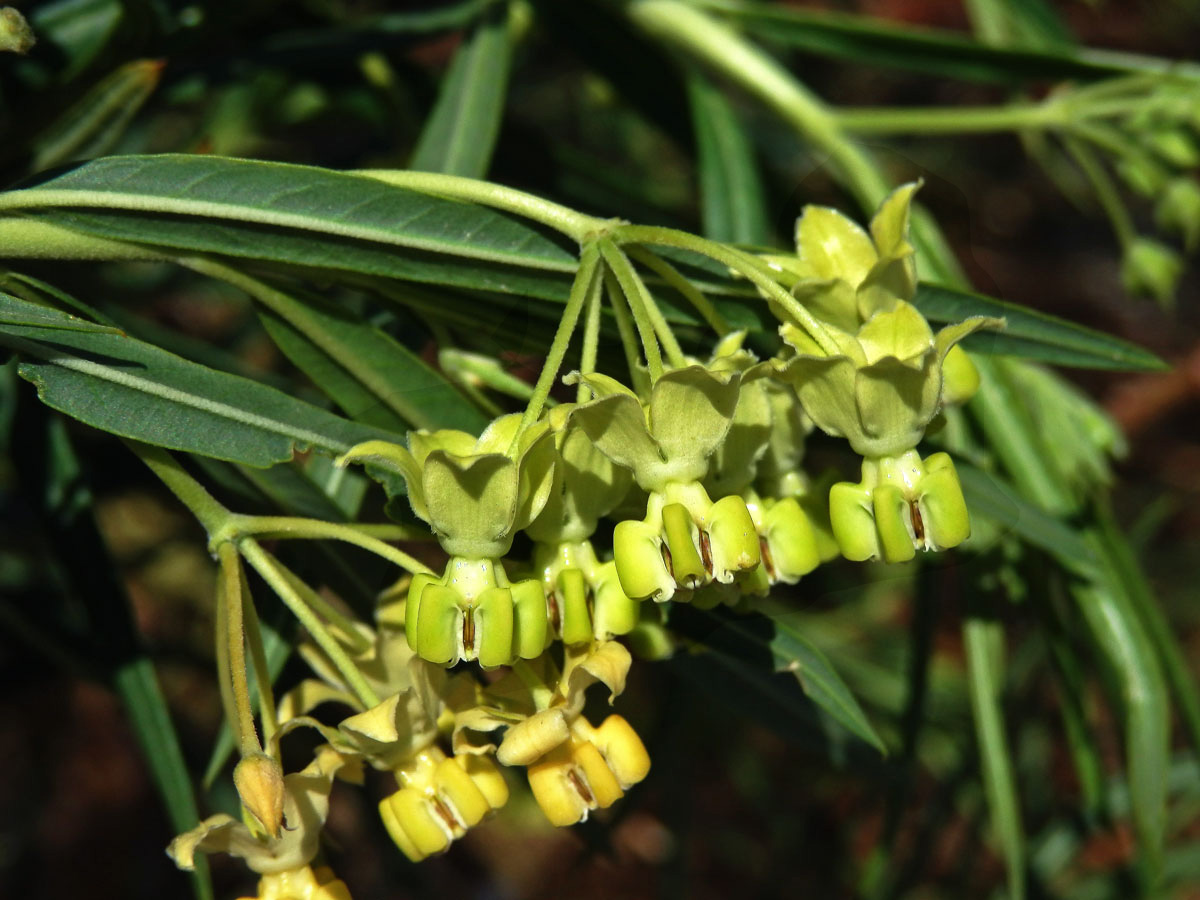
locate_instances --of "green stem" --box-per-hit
[627,245,731,335]
[515,241,601,442]
[599,239,666,381]
[835,102,1060,136]
[238,575,278,748]
[613,224,841,357]
[220,514,435,576]
[240,538,380,709]
[576,260,605,404]
[1062,134,1136,248]
[273,558,374,655]
[217,543,261,757]
[602,242,688,369]
[126,440,233,537]
[627,0,966,286]
[355,168,608,242]
[603,266,645,389]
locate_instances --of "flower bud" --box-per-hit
[1155,178,1200,252]
[1121,237,1183,307]
[234,753,285,839]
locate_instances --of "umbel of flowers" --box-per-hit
[168,184,1001,898]
[769,184,1001,563]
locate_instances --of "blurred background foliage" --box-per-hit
[1,1,1199,899]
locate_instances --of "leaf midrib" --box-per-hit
[0,187,576,273]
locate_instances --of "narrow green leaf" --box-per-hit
[672,605,887,754]
[686,70,771,245]
[957,463,1097,577]
[1072,544,1169,887]
[410,2,514,178]
[1095,503,1200,762]
[0,299,398,466]
[692,0,1200,85]
[915,282,1167,371]
[963,611,1026,900]
[114,658,212,900]
[0,290,121,333]
[0,155,577,298]
[251,282,487,434]
[32,58,163,171]
[31,0,124,79]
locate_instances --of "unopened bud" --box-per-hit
[1155,178,1200,253]
[0,8,34,54]
[1121,237,1183,308]
[234,753,285,839]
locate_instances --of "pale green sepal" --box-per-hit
[787,278,859,333]
[829,481,878,562]
[566,370,638,400]
[794,204,877,286]
[408,428,477,464]
[933,316,1004,361]
[511,428,558,532]
[613,519,675,601]
[474,587,515,668]
[778,355,861,446]
[707,494,760,583]
[510,579,550,659]
[422,451,518,557]
[869,182,920,261]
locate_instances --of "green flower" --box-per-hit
[524,405,640,644]
[777,300,998,459]
[567,366,765,602]
[338,414,556,667]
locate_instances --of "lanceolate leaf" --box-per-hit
[410,1,514,178]
[0,155,577,297]
[914,283,1166,371]
[249,281,488,433]
[686,70,771,246]
[0,295,397,466]
[693,0,1200,84]
[673,605,887,754]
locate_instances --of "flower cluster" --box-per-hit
[169,185,999,897]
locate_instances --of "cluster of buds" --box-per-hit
[169,184,1000,897]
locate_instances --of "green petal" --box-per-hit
[869,182,920,260]
[777,355,865,449]
[510,578,550,659]
[423,451,519,556]
[707,494,761,582]
[513,428,558,531]
[474,587,515,668]
[829,481,878,562]
[789,278,859,332]
[855,300,934,366]
[872,483,917,563]
[409,428,478,465]
[337,440,427,522]
[568,391,664,482]
[648,365,741,468]
[613,519,674,601]
[706,378,772,498]
[934,315,1005,361]
[794,204,878,286]
[854,354,940,457]
[557,567,594,646]
[918,453,971,550]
